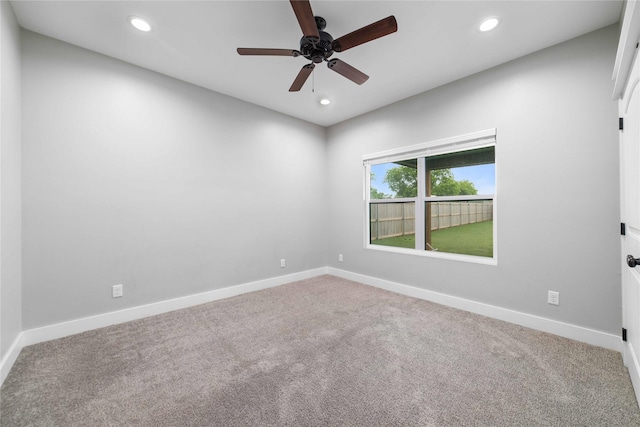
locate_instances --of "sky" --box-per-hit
[371,163,495,197]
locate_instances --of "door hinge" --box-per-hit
[622,222,626,236]
[623,328,628,342]
[619,117,624,130]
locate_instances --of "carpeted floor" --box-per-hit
[2,275,639,426]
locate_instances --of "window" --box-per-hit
[364,129,496,263]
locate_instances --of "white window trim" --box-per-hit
[363,128,497,166]
[363,128,497,265]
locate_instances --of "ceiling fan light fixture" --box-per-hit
[320,98,331,106]
[237,1,397,91]
[129,16,152,32]
[479,17,500,32]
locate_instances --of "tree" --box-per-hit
[457,180,478,195]
[370,187,390,199]
[430,169,457,196]
[383,166,417,198]
[370,172,391,199]
[430,169,477,196]
[382,165,478,197]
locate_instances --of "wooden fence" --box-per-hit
[370,200,493,241]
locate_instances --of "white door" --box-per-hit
[621,42,640,404]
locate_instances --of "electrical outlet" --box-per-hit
[339,254,343,262]
[112,284,123,298]
[280,259,285,268]
[548,290,559,306]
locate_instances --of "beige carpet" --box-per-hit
[2,275,639,426]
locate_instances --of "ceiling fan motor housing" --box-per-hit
[237,3,397,91]
[300,16,334,63]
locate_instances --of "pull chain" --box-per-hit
[312,67,315,93]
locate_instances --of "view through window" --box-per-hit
[365,131,496,260]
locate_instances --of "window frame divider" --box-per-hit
[363,128,497,263]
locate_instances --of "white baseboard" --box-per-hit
[21,267,328,349]
[2,269,321,387]
[2,266,622,388]
[328,267,622,352]
[0,332,24,385]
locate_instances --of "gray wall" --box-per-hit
[1,0,22,361]
[16,23,624,339]
[326,25,621,334]
[21,31,327,329]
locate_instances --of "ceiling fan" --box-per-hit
[237,0,397,92]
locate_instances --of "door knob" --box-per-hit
[628,255,640,268]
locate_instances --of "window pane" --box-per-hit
[370,160,417,199]
[425,200,493,257]
[370,202,415,248]
[425,147,495,196]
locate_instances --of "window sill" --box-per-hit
[365,243,498,266]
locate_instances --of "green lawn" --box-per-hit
[372,221,493,257]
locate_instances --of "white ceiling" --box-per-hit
[10,0,623,127]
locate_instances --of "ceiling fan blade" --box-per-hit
[332,16,397,53]
[327,59,369,85]
[237,48,301,57]
[290,0,320,40]
[289,63,315,92]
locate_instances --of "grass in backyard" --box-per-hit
[372,221,493,257]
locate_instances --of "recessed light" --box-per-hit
[129,16,152,32]
[479,17,499,32]
[320,98,331,106]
